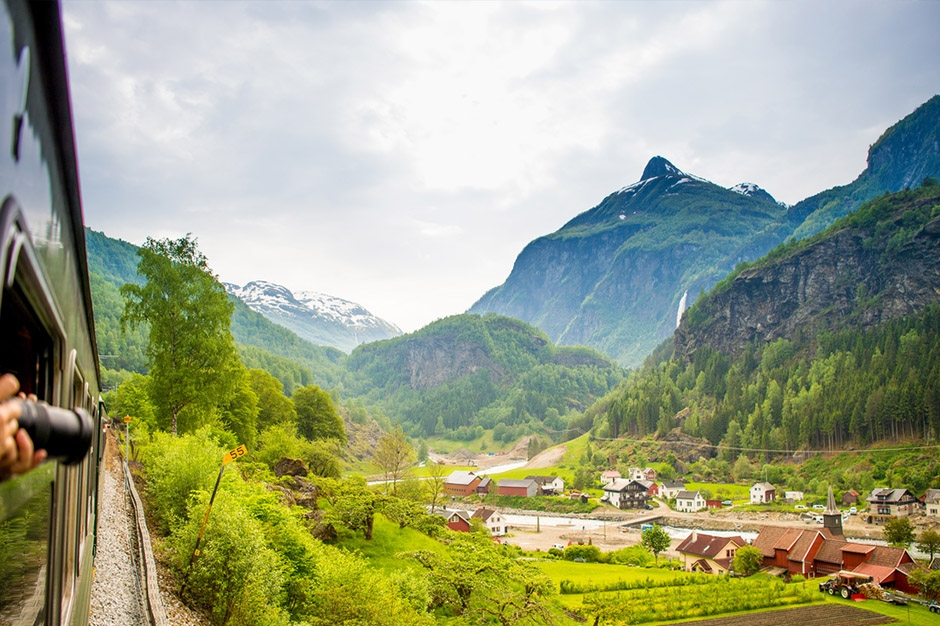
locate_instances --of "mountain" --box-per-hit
[84,229,348,393]
[469,96,940,369]
[675,181,940,359]
[224,280,401,353]
[345,313,623,439]
[469,156,788,367]
[786,95,940,239]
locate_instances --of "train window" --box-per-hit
[0,278,58,626]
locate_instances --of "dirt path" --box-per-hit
[522,444,567,469]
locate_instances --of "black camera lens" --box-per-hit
[16,400,93,465]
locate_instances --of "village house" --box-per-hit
[637,479,659,497]
[476,477,492,496]
[628,467,657,482]
[842,489,860,506]
[784,490,804,502]
[603,479,651,509]
[923,488,940,517]
[676,531,746,575]
[497,478,538,497]
[864,488,919,525]
[471,507,506,536]
[750,482,776,504]
[600,470,621,486]
[659,480,685,500]
[443,470,482,496]
[444,510,471,533]
[526,475,565,495]
[675,490,706,513]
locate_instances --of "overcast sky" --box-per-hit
[61,1,940,333]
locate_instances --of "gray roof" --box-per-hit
[445,470,479,486]
[676,490,701,500]
[499,478,538,488]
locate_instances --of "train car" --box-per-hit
[0,1,105,625]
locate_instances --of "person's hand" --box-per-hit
[0,374,46,479]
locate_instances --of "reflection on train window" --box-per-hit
[0,287,57,625]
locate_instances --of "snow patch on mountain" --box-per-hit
[225,280,401,351]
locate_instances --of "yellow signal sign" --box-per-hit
[123,415,132,423]
[222,444,248,465]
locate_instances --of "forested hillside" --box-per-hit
[87,229,624,445]
[588,183,940,461]
[346,314,624,441]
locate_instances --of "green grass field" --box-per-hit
[534,560,685,608]
[337,513,446,573]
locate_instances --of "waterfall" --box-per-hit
[676,290,688,328]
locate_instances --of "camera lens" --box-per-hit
[16,400,93,465]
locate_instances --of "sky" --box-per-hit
[61,1,940,334]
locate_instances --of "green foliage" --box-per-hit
[406,532,555,624]
[372,425,416,494]
[917,528,940,560]
[564,544,602,562]
[142,429,227,533]
[908,567,940,601]
[732,545,763,576]
[249,368,298,429]
[293,384,346,444]
[883,516,916,547]
[121,235,240,434]
[580,575,821,624]
[175,489,290,626]
[640,524,671,564]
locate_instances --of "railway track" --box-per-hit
[88,431,207,626]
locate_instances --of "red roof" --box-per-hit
[853,563,896,584]
[676,533,746,559]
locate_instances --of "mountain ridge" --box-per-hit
[225,280,401,353]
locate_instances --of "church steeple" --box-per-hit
[823,485,843,536]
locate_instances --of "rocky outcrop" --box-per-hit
[675,194,940,359]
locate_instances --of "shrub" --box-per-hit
[141,428,226,533]
[564,544,602,562]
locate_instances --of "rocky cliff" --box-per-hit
[469,157,787,367]
[675,184,940,358]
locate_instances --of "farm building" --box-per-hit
[600,470,621,486]
[497,478,538,497]
[476,477,492,496]
[444,471,482,496]
[526,475,565,495]
[752,523,920,593]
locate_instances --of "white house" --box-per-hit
[601,470,622,486]
[628,467,657,482]
[471,507,506,536]
[925,489,940,518]
[750,482,776,504]
[675,490,706,513]
[784,490,805,502]
[660,481,686,500]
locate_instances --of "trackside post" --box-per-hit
[180,444,248,596]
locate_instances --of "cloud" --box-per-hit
[62,0,940,332]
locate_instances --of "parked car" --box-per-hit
[721,500,733,506]
[812,504,825,510]
[929,601,939,614]
[794,504,807,510]
[849,506,858,515]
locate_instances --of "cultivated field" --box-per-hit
[676,603,895,625]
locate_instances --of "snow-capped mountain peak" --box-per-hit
[225,280,401,352]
